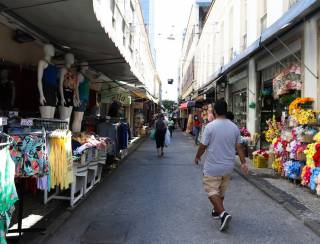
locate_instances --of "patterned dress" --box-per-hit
[0,147,18,244]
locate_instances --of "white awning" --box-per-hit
[0,0,137,81]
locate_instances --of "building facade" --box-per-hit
[179,0,320,138]
[178,0,211,101]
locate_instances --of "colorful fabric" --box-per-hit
[9,135,49,177]
[0,147,18,244]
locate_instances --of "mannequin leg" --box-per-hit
[59,106,73,121]
[50,107,56,118]
[72,112,84,132]
[40,106,53,119]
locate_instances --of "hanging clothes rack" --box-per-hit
[7,129,47,240]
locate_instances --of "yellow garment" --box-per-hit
[49,130,73,189]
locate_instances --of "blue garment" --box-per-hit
[42,64,58,87]
[118,123,130,150]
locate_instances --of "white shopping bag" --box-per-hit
[165,129,171,146]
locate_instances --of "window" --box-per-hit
[110,0,115,14]
[229,7,234,61]
[289,0,299,8]
[242,33,247,51]
[122,19,126,46]
[241,0,247,50]
[260,0,267,33]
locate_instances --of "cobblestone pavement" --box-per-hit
[45,131,320,244]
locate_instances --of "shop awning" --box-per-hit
[179,101,195,110]
[0,0,137,82]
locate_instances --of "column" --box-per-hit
[247,58,258,134]
[303,18,319,109]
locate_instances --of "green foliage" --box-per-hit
[162,100,177,113]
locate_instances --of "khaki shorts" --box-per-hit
[203,175,231,197]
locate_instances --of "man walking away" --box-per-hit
[155,114,167,157]
[194,99,248,231]
[168,117,175,138]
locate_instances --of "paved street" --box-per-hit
[46,131,320,244]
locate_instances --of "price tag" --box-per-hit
[8,111,18,118]
[0,117,8,126]
[21,119,33,127]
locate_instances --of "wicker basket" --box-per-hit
[301,134,314,143]
[253,155,268,168]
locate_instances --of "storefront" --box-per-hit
[257,38,302,148]
[227,69,248,127]
[0,21,140,244]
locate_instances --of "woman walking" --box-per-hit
[155,114,167,157]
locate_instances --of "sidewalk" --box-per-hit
[235,158,320,236]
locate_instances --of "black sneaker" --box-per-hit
[220,212,232,231]
[211,210,220,219]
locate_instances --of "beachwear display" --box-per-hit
[9,135,49,177]
[62,68,77,107]
[74,76,90,112]
[48,130,73,189]
[0,147,18,244]
[42,63,58,106]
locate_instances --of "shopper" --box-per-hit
[226,111,234,122]
[168,117,175,138]
[193,115,202,145]
[194,99,248,231]
[155,114,167,157]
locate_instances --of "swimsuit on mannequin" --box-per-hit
[62,68,77,107]
[74,73,89,112]
[42,63,59,106]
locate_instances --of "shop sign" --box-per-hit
[21,118,33,127]
[101,83,131,105]
[101,91,131,105]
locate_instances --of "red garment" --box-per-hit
[194,120,201,127]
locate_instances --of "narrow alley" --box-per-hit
[45,131,320,244]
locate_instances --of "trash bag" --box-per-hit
[150,129,156,140]
[165,129,171,146]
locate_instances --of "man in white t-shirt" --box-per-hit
[195,99,248,231]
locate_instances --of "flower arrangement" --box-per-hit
[312,143,320,167]
[272,137,288,157]
[304,143,316,168]
[252,149,269,159]
[301,166,312,186]
[309,168,320,192]
[314,132,320,142]
[289,97,314,115]
[240,127,251,137]
[272,157,282,173]
[264,116,282,143]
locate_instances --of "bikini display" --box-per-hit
[42,63,59,106]
[62,68,77,107]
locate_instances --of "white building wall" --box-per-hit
[93,0,160,98]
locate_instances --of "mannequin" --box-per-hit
[59,53,79,121]
[72,62,90,132]
[0,69,15,110]
[37,44,59,118]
